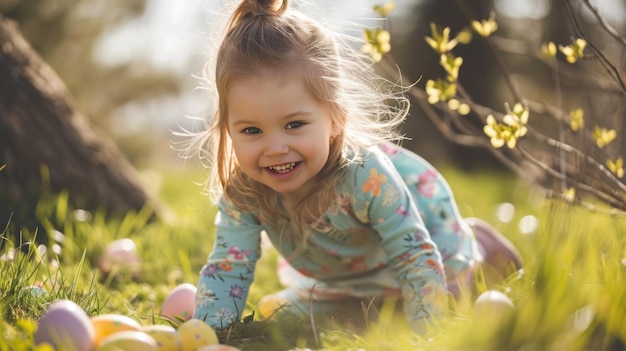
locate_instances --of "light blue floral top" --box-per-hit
[193,143,476,332]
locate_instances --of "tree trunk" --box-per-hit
[0,13,162,235]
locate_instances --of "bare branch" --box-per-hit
[564,0,626,95]
[582,0,626,48]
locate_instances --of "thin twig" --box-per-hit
[563,0,626,95]
[518,146,626,209]
[308,288,320,348]
[544,189,626,218]
[485,39,523,102]
[581,0,626,48]
[552,51,567,192]
[528,131,626,194]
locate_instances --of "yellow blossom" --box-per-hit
[607,157,624,178]
[425,23,458,54]
[472,11,498,37]
[456,27,474,45]
[373,1,395,17]
[503,102,529,138]
[484,114,506,148]
[440,53,463,81]
[447,99,471,115]
[457,103,471,115]
[362,27,391,62]
[541,41,557,58]
[425,79,457,104]
[564,187,576,202]
[593,125,616,148]
[559,38,586,64]
[483,103,529,149]
[448,99,460,110]
[569,108,584,132]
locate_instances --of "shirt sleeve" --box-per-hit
[389,145,476,279]
[193,196,262,328]
[350,150,448,333]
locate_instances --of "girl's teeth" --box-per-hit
[269,162,296,173]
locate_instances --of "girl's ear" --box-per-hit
[330,111,345,138]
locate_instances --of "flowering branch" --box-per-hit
[364,1,626,215]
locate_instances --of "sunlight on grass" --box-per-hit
[1,165,626,350]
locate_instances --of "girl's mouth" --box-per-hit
[268,162,297,174]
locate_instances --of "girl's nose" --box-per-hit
[263,135,289,156]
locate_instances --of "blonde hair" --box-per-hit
[184,0,409,233]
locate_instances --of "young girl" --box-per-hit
[189,0,521,333]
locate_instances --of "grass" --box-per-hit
[1,163,626,350]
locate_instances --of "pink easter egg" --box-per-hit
[34,299,96,351]
[161,283,197,322]
[99,238,140,273]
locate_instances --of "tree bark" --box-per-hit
[0,13,162,232]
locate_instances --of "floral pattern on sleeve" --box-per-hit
[348,148,448,330]
[193,196,262,329]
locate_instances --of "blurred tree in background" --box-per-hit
[0,0,186,166]
[0,0,174,240]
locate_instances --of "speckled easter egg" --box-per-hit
[34,299,96,351]
[178,319,219,351]
[197,344,241,351]
[92,314,142,345]
[99,238,140,274]
[161,283,197,321]
[142,324,183,351]
[97,331,157,351]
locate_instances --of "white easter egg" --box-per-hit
[178,319,219,351]
[142,324,183,351]
[97,331,157,351]
[34,299,96,351]
[91,314,142,345]
[161,283,197,322]
[473,290,515,324]
[99,238,140,273]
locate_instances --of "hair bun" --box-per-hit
[247,0,287,16]
[228,0,288,30]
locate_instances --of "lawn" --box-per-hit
[1,163,625,350]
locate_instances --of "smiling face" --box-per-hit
[227,70,336,205]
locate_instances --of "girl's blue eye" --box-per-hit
[286,121,305,129]
[242,127,261,134]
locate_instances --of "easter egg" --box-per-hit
[258,294,289,319]
[99,238,140,274]
[161,283,197,321]
[178,319,219,351]
[142,324,183,351]
[91,314,142,345]
[34,299,96,351]
[23,283,47,297]
[97,331,157,351]
[473,290,515,325]
[197,344,241,351]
